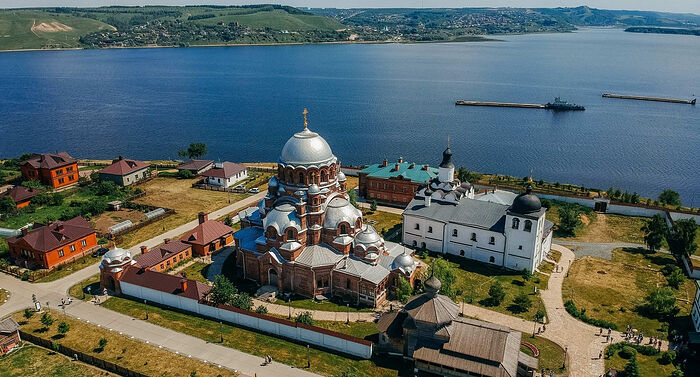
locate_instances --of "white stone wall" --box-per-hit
[119,281,372,359]
[402,215,446,252]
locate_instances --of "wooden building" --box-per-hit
[0,317,21,356]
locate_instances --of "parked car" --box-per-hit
[248,187,260,193]
[91,247,109,258]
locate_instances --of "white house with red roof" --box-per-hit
[200,162,247,188]
[98,156,151,186]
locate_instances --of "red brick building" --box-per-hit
[180,213,234,256]
[358,158,439,206]
[7,216,98,270]
[0,186,42,208]
[0,317,20,356]
[134,239,193,272]
[235,117,420,307]
[20,152,78,189]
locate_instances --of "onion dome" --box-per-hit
[510,185,542,214]
[403,275,459,326]
[279,128,336,167]
[308,184,321,195]
[424,275,441,296]
[268,176,278,188]
[439,146,454,169]
[393,250,416,274]
[354,225,383,250]
[323,196,361,229]
[263,203,301,235]
[337,171,347,182]
[101,247,131,266]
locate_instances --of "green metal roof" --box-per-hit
[360,162,438,183]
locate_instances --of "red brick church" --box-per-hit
[235,110,420,307]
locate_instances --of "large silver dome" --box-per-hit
[279,128,336,167]
[323,196,361,229]
[354,224,383,249]
[263,203,301,235]
[101,247,131,265]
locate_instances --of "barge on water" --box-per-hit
[602,93,696,105]
[455,97,585,111]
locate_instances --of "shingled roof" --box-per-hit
[99,157,150,176]
[0,317,20,334]
[181,220,233,246]
[134,240,191,268]
[120,268,210,301]
[177,159,213,171]
[7,216,95,253]
[0,186,43,204]
[23,153,76,170]
[200,162,247,179]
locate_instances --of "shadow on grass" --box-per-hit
[50,334,65,340]
[621,247,675,266]
[511,280,525,287]
[478,297,500,307]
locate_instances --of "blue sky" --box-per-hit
[4,1,700,14]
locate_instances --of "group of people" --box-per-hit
[261,355,273,366]
[622,324,663,351]
[536,324,547,334]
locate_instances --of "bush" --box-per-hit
[564,300,617,329]
[177,169,194,179]
[619,346,637,359]
[521,268,532,281]
[255,305,268,314]
[666,268,686,289]
[295,311,314,325]
[659,350,676,365]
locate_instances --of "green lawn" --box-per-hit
[0,345,109,377]
[194,8,343,31]
[101,296,400,377]
[311,320,378,340]
[563,248,697,338]
[417,252,550,321]
[362,210,402,242]
[34,254,102,283]
[176,261,211,284]
[520,334,566,374]
[0,10,113,50]
[272,295,375,313]
[68,273,101,301]
[0,238,8,259]
[604,345,676,377]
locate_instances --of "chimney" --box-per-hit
[398,157,403,163]
[409,163,415,169]
[180,278,188,292]
[164,238,171,244]
[423,164,429,171]
[382,159,388,167]
[140,246,148,254]
[394,163,400,171]
[198,212,208,224]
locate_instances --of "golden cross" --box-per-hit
[303,108,308,129]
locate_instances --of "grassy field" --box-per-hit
[68,273,101,301]
[174,261,211,284]
[0,10,113,50]
[520,334,566,374]
[361,210,402,242]
[0,345,113,377]
[545,201,648,244]
[33,254,102,283]
[345,176,359,190]
[563,248,697,337]
[272,295,375,313]
[417,252,550,321]
[118,177,246,248]
[604,345,676,377]
[194,8,343,31]
[13,310,236,377]
[101,296,400,377]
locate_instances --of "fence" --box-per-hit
[119,281,373,359]
[20,331,149,377]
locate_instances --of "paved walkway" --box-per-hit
[554,240,648,260]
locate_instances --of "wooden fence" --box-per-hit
[20,330,150,377]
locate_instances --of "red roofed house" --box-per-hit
[180,212,234,256]
[7,216,98,269]
[98,156,151,186]
[134,239,193,272]
[20,152,78,189]
[177,159,214,175]
[0,186,43,208]
[201,162,247,188]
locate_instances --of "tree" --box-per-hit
[209,275,237,305]
[90,171,100,182]
[534,308,546,323]
[177,169,194,179]
[427,258,456,299]
[670,368,684,377]
[255,305,268,314]
[666,268,686,289]
[40,312,54,330]
[395,275,412,304]
[488,281,506,306]
[57,321,70,336]
[348,189,358,208]
[643,288,678,318]
[178,143,207,159]
[521,268,532,281]
[295,311,314,325]
[659,189,681,207]
[229,291,253,310]
[23,308,34,320]
[223,215,233,227]
[622,354,640,377]
[557,204,581,237]
[667,219,697,258]
[370,200,377,212]
[0,196,16,215]
[641,214,668,253]
[510,292,532,313]
[97,337,108,352]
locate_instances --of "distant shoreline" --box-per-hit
[0,35,502,53]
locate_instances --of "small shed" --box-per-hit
[0,317,21,355]
[108,200,123,211]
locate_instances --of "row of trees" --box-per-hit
[642,215,697,258]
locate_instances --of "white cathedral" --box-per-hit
[402,146,554,272]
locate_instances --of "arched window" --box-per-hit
[452,229,458,237]
[287,229,295,240]
[421,242,426,249]
[524,220,532,232]
[346,279,351,289]
[267,228,277,240]
[414,223,420,230]
[298,172,304,184]
[412,240,417,247]
[471,233,477,242]
[489,256,495,263]
[321,171,327,182]
[459,250,465,256]
[489,236,495,245]
[340,224,347,234]
[512,218,520,229]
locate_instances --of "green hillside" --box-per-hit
[0,10,113,50]
[193,8,344,31]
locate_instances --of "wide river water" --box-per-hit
[1,28,698,203]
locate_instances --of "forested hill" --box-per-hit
[1,5,698,51]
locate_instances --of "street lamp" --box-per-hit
[346,304,350,324]
[219,321,223,343]
[306,344,310,368]
[288,297,291,320]
[144,299,148,320]
[81,280,85,300]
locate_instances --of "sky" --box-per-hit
[3,1,700,14]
